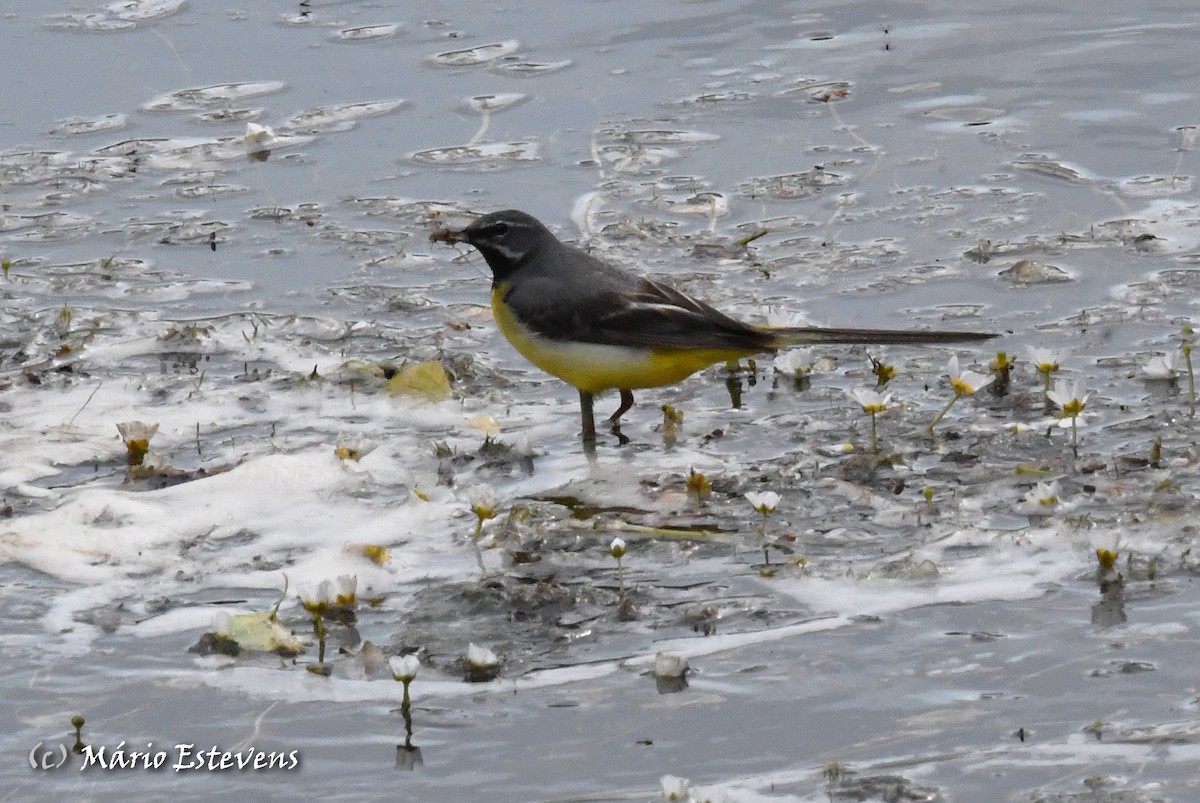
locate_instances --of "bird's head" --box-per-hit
[431,209,553,282]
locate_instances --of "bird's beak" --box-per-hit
[429,225,469,245]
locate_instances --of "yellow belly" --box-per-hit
[490,286,747,393]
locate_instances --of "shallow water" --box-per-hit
[3,1,1200,801]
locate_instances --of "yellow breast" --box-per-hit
[489,285,748,393]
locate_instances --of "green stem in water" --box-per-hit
[758,510,771,565]
[1185,342,1196,418]
[401,679,415,749]
[314,610,326,664]
[927,393,960,433]
[472,516,486,575]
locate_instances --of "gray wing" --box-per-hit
[503,267,774,352]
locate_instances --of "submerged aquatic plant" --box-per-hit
[927,356,993,432]
[850,387,891,454]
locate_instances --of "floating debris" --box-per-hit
[143,81,288,112]
[49,114,128,136]
[490,58,572,75]
[1011,155,1094,184]
[997,259,1073,285]
[335,23,400,42]
[430,40,520,66]
[281,100,407,133]
[410,141,540,170]
[464,93,528,113]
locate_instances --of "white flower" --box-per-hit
[389,654,420,682]
[660,774,694,802]
[609,537,626,558]
[335,434,378,461]
[1143,352,1181,379]
[1088,530,1120,554]
[947,355,994,395]
[850,387,892,413]
[1047,377,1089,415]
[654,651,689,679]
[244,122,277,151]
[1088,531,1121,572]
[1024,346,1064,374]
[212,611,233,637]
[1023,481,1059,508]
[465,642,499,669]
[469,486,499,520]
[314,579,335,605]
[334,575,357,606]
[744,490,779,514]
[773,348,814,376]
[115,420,159,443]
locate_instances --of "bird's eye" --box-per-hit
[489,222,510,237]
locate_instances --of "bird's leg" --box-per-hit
[579,390,597,443]
[606,389,634,445]
[608,389,635,429]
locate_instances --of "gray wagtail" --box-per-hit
[432,209,996,442]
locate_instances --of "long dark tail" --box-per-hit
[766,326,997,347]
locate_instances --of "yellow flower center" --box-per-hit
[950,377,976,396]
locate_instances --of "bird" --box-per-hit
[431,209,996,443]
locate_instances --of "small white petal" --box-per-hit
[1021,480,1059,507]
[389,653,420,681]
[1143,352,1181,379]
[1088,531,1120,553]
[244,122,277,149]
[850,387,892,410]
[1024,345,1064,371]
[466,642,499,668]
[1047,377,1089,407]
[773,348,814,375]
[660,774,694,801]
[654,651,689,679]
[744,490,780,512]
[116,420,159,442]
[212,611,233,637]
